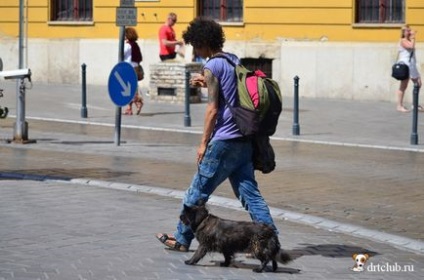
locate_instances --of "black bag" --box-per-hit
[392,50,413,81]
[252,134,276,174]
[391,63,409,81]
[230,106,260,136]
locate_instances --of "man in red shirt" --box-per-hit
[159,12,184,61]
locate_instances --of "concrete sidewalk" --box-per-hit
[1,80,423,151]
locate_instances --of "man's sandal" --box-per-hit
[155,233,189,252]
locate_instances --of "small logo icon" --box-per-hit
[352,253,370,272]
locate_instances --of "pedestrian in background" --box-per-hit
[155,17,277,252]
[395,24,422,112]
[123,27,144,115]
[158,12,184,61]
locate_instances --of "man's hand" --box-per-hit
[190,74,207,87]
[197,143,207,165]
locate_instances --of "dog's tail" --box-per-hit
[276,249,292,264]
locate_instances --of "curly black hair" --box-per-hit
[182,17,225,51]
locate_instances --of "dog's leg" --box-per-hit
[272,260,278,272]
[253,259,269,273]
[185,245,208,265]
[220,252,233,267]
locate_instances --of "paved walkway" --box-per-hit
[1,179,423,280]
[0,81,423,279]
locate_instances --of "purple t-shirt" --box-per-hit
[204,53,243,141]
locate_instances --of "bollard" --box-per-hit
[184,70,192,127]
[292,76,300,135]
[410,83,420,145]
[13,78,29,142]
[81,63,88,118]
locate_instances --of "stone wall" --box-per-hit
[149,61,203,104]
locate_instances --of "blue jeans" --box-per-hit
[173,139,277,247]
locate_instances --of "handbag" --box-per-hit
[391,62,409,81]
[134,64,144,81]
[391,49,413,81]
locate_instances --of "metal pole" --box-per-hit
[18,0,24,69]
[184,70,191,127]
[292,76,300,135]
[81,63,88,118]
[114,26,126,146]
[24,0,28,68]
[410,83,420,145]
[14,0,28,142]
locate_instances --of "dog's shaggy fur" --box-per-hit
[180,204,292,272]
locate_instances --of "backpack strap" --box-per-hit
[207,54,238,112]
[209,53,237,67]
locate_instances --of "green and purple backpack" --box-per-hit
[210,54,282,136]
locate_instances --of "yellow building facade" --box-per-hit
[0,0,423,101]
[1,0,423,41]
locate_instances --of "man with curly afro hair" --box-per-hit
[156,17,277,253]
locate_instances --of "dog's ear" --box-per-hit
[179,213,189,225]
[352,254,358,260]
[364,253,370,260]
[180,204,191,225]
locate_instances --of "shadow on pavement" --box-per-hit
[289,244,379,260]
[0,168,134,180]
[53,140,118,145]
[193,259,301,274]
[138,111,184,117]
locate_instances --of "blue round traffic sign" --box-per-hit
[108,62,138,106]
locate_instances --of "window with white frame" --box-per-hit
[355,0,404,23]
[51,0,93,21]
[199,0,243,23]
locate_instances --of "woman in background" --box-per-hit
[123,27,144,115]
[395,24,422,112]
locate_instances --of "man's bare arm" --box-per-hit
[197,69,219,163]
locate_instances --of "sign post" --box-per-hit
[112,0,137,146]
[108,62,138,146]
[13,0,35,143]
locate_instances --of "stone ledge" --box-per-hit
[149,61,203,104]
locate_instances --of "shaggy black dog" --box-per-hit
[180,203,292,273]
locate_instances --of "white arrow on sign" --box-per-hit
[114,71,132,97]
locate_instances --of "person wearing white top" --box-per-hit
[395,25,422,112]
[122,27,144,115]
